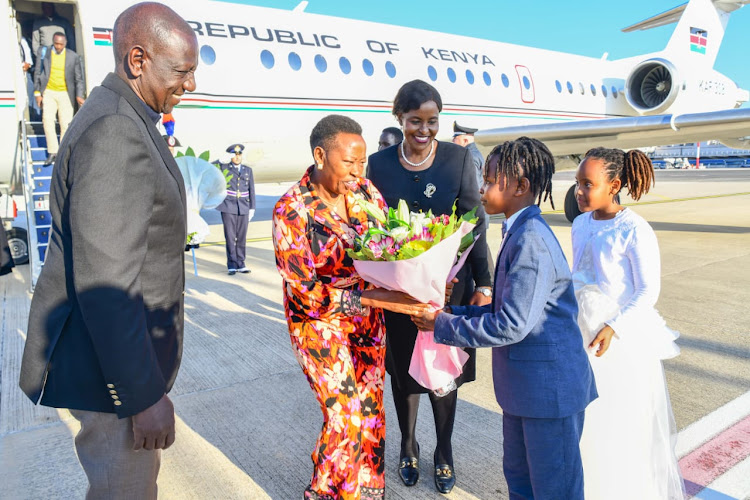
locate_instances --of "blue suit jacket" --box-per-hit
[434,205,597,418]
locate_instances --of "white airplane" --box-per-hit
[1,0,749,275]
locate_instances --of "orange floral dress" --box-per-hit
[273,166,388,500]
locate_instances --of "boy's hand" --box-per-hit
[589,325,616,357]
[411,309,441,331]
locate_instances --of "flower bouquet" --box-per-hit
[347,199,478,395]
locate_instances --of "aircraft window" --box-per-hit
[590,84,596,96]
[501,73,510,88]
[363,59,374,76]
[579,82,584,95]
[200,45,216,65]
[555,80,562,93]
[483,71,492,86]
[386,61,396,78]
[602,85,608,97]
[612,86,618,98]
[567,81,573,94]
[427,65,438,81]
[522,76,531,90]
[447,68,456,83]
[339,57,351,74]
[315,55,327,73]
[288,52,302,71]
[260,50,274,69]
[466,70,474,85]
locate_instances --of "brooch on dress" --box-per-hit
[424,183,436,198]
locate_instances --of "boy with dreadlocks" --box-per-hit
[412,137,597,499]
[572,148,684,500]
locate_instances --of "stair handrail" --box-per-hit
[18,119,41,291]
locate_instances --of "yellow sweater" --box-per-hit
[46,49,67,92]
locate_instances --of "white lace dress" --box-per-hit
[571,209,685,500]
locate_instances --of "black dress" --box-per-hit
[0,225,14,276]
[0,193,15,276]
[367,141,492,394]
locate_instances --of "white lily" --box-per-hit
[396,199,410,223]
[389,225,410,242]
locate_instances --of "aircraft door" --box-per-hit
[515,65,535,103]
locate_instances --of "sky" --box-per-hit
[218,0,750,106]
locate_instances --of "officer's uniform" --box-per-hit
[452,122,494,300]
[215,144,256,275]
[453,121,485,188]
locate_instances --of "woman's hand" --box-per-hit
[445,277,458,304]
[361,289,430,316]
[468,288,492,306]
[411,309,441,331]
[589,325,616,357]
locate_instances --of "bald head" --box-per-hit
[112,2,198,114]
[113,2,195,69]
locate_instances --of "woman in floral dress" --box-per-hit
[273,115,428,500]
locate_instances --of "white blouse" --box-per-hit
[571,208,661,336]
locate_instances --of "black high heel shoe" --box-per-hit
[434,452,456,494]
[397,443,420,486]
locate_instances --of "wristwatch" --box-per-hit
[476,287,492,297]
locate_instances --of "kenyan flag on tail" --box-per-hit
[690,27,707,54]
[93,27,113,46]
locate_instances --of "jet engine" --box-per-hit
[625,58,680,115]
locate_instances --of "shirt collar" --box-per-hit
[504,205,530,234]
[139,100,161,125]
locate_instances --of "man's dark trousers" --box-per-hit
[221,212,247,270]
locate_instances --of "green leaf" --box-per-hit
[386,218,409,230]
[458,231,476,253]
[198,150,211,161]
[460,206,479,225]
[185,146,195,157]
[175,151,184,158]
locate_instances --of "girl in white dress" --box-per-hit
[572,147,685,500]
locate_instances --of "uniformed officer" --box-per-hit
[452,121,485,188]
[215,143,256,275]
[452,122,494,302]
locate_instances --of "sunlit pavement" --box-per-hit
[1,169,748,499]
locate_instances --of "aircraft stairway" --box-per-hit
[16,119,56,289]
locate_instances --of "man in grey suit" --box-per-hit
[19,3,198,498]
[34,32,85,164]
[32,2,76,60]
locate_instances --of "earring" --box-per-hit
[317,163,323,170]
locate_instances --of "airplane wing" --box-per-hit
[622,0,750,32]
[474,108,750,156]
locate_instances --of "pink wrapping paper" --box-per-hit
[352,221,476,391]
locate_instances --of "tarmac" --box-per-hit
[1,169,749,499]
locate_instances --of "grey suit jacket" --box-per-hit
[34,47,85,107]
[434,205,597,418]
[20,73,187,418]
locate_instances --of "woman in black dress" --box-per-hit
[367,80,493,494]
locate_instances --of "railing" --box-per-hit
[17,119,42,290]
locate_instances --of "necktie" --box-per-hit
[501,220,508,238]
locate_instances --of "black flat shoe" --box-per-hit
[434,456,456,494]
[398,442,420,487]
[398,455,419,486]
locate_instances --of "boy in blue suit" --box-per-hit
[413,137,597,499]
